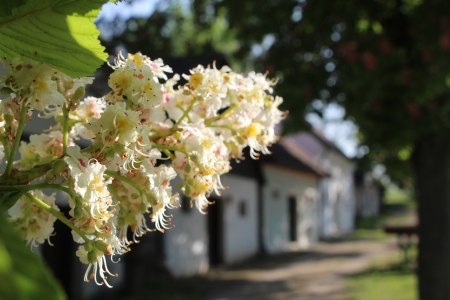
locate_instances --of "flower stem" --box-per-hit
[0,183,74,197]
[24,192,89,243]
[4,104,28,176]
[152,143,186,155]
[207,124,240,136]
[173,99,195,128]
[150,98,196,140]
[205,104,236,126]
[151,144,200,169]
[62,104,69,155]
[105,170,144,196]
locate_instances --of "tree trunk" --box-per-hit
[415,131,450,300]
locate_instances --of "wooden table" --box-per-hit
[383,224,418,266]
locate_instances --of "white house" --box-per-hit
[287,131,357,238]
[163,137,328,273]
[218,174,260,264]
[261,141,326,253]
[163,197,209,277]
[354,171,382,218]
[34,128,356,299]
[164,157,262,275]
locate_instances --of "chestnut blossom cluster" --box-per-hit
[0,53,285,287]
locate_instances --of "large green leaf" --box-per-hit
[0,212,66,300]
[0,0,108,77]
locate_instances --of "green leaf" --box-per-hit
[0,191,22,210]
[0,0,108,77]
[0,212,66,300]
[0,1,26,19]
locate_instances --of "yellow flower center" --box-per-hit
[113,72,131,89]
[202,139,212,149]
[189,73,203,89]
[129,53,144,67]
[143,82,156,97]
[33,77,48,93]
[246,123,261,138]
[115,115,130,131]
[92,175,105,193]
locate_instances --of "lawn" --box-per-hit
[349,187,416,241]
[347,257,417,300]
[346,187,417,300]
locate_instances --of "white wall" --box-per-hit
[164,174,260,275]
[318,151,356,238]
[262,164,320,253]
[356,174,381,218]
[297,187,321,248]
[332,153,356,235]
[220,174,259,264]
[164,202,208,277]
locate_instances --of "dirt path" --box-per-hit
[204,239,398,300]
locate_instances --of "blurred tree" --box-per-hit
[99,1,240,63]
[99,1,450,298]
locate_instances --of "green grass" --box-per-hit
[347,257,417,300]
[348,187,416,241]
[383,188,416,209]
[348,216,389,240]
[347,187,417,300]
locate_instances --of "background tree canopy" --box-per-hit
[100,0,449,184]
[98,1,450,299]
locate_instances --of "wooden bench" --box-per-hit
[383,224,418,266]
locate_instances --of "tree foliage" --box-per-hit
[99,4,450,298]
[103,0,450,182]
[99,1,240,62]
[222,0,449,180]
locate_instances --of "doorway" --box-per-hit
[207,197,224,266]
[288,196,298,242]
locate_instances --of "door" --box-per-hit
[207,197,224,266]
[288,196,298,242]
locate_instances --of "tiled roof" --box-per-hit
[263,140,328,178]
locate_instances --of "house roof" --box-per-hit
[262,140,328,178]
[310,128,349,159]
[283,130,350,162]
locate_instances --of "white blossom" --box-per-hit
[8,190,59,247]
[0,53,285,287]
[18,131,64,170]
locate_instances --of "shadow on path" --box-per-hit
[98,239,398,300]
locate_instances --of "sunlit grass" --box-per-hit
[384,187,416,208]
[348,187,416,241]
[347,187,417,300]
[347,256,417,300]
[348,217,389,240]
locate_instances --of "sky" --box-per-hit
[306,104,359,158]
[97,0,359,158]
[98,0,158,21]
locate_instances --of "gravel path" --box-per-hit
[205,239,398,300]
